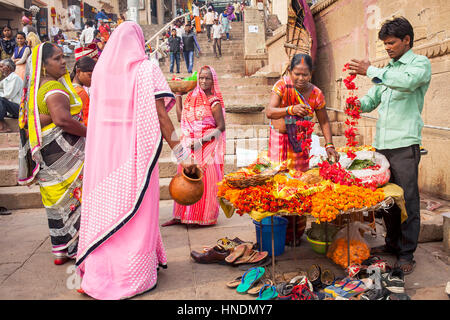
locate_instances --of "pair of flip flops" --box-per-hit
[225,243,268,265]
[307,264,335,291]
[236,267,265,294]
[323,278,368,299]
[226,267,278,300]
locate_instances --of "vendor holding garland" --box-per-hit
[265,53,339,172]
[265,53,339,245]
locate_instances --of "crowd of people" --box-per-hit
[0,6,429,300]
[163,1,247,74]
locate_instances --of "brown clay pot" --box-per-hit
[169,167,204,206]
[285,215,307,246]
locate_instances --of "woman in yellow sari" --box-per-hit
[18,42,86,265]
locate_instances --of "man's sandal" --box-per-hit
[395,259,416,275]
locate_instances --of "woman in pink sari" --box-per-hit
[162,66,226,227]
[75,22,196,300]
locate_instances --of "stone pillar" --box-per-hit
[243,7,268,76]
[172,0,177,19]
[127,0,139,23]
[157,0,164,24]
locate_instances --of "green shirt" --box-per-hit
[359,49,431,150]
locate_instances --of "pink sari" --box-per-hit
[173,66,226,225]
[76,22,175,300]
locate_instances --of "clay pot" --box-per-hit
[169,167,204,206]
[285,215,307,246]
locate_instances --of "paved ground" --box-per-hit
[0,200,448,300]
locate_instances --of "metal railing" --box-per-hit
[145,5,207,60]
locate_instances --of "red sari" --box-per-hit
[172,66,225,225]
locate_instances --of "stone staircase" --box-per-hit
[0,21,356,210]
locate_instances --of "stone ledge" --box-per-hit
[225,105,265,113]
[373,39,450,68]
[311,0,339,15]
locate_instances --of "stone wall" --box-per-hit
[311,0,450,199]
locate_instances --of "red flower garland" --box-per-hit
[342,64,362,160]
[318,160,378,191]
[296,119,315,155]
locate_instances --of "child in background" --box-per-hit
[212,19,223,58]
[70,56,96,126]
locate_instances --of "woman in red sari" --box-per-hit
[266,53,339,245]
[266,53,339,170]
[162,66,226,226]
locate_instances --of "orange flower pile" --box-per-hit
[327,238,370,268]
[309,185,385,223]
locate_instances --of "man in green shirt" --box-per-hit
[348,17,431,275]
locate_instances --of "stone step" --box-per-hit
[0,132,20,148]
[161,64,245,74]
[162,74,278,87]
[0,185,43,210]
[0,147,18,165]
[0,164,18,187]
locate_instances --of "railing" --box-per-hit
[145,5,207,60]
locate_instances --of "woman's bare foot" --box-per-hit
[161,218,182,227]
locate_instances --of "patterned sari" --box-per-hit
[173,66,226,225]
[18,43,85,259]
[269,75,325,172]
[76,22,173,300]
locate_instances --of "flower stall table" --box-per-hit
[219,195,395,282]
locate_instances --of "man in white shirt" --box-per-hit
[80,20,96,46]
[212,19,223,58]
[204,8,215,41]
[173,20,185,38]
[0,59,23,132]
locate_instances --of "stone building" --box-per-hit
[0,1,29,34]
[0,1,121,40]
[260,0,450,200]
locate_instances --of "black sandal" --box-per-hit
[0,207,11,216]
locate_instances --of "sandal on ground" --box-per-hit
[320,269,335,287]
[0,207,12,216]
[161,219,182,227]
[237,256,271,270]
[395,259,416,275]
[289,275,314,292]
[255,284,278,300]
[248,279,273,295]
[226,276,243,288]
[77,288,86,294]
[307,264,322,290]
[54,257,70,265]
[225,244,248,263]
[236,267,265,294]
[232,245,261,265]
[217,237,240,250]
[243,251,268,264]
[276,282,294,297]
